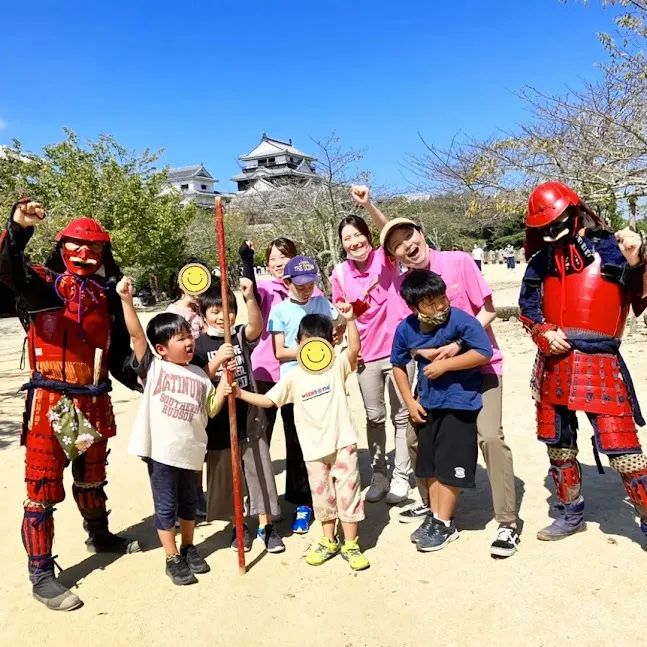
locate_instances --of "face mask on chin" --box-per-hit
[207,325,235,337]
[347,247,370,263]
[418,309,450,326]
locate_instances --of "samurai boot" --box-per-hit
[31,568,82,612]
[22,506,82,611]
[74,483,142,554]
[85,519,141,554]
[537,497,587,541]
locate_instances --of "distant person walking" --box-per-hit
[504,245,516,270]
[471,244,484,271]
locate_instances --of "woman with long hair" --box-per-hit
[332,210,415,505]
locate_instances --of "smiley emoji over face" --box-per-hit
[297,337,335,375]
[178,263,212,296]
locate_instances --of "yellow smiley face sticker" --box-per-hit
[178,263,212,296]
[297,337,335,375]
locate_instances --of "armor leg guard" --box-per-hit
[21,502,55,582]
[547,446,582,504]
[609,453,647,534]
[538,446,587,541]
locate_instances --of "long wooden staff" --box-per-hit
[215,197,246,575]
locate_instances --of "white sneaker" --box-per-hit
[365,472,390,503]
[386,479,409,505]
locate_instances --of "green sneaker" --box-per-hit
[341,538,370,571]
[305,536,340,566]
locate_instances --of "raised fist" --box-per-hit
[239,277,254,301]
[615,227,643,267]
[116,277,135,302]
[13,200,46,229]
[350,185,370,207]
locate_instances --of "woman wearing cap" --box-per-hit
[332,193,414,505]
[240,238,322,533]
[352,185,519,559]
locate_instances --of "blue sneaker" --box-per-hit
[292,506,313,534]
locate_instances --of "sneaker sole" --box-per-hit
[256,536,286,553]
[306,551,340,566]
[86,541,142,555]
[364,491,388,503]
[490,545,518,558]
[230,544,253,552]
[399,513,429,524]
[341,553,370,571]
[386,493,409,505]
[292,525,311,534]
[416,529,460,552]
[536,522,587,541]
[187,563,211,574]
[168,573,198,586]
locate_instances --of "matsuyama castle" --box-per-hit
[166,134,318,207]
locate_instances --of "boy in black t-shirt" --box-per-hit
[193,279,284,554]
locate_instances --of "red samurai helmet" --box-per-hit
[526,181,581,228]
[55,217,111,277]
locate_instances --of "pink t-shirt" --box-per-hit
[165,302,205,340]
[393,251,503,376]
[252,277,323,384]
[331,248,406,363]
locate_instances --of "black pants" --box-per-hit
[146,458,198,530]
[257,380,312,507]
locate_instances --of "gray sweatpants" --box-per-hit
[356,357,415,485]
[408,373,517,524]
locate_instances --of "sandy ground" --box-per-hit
[2,263,647,647]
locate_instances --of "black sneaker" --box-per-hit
[416,516,459,552]
[230,524,253,552]
[410,514,434,544]
[490,524,520,559]
[399,501,431,524]
[165,554,198,585]
[257,524,286,553]
[180,544,211,574]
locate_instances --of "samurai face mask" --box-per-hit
[61,239,105,277]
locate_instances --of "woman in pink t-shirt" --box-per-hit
[353,186,520,559]
[331,213,414,505]
[242,237,319,529]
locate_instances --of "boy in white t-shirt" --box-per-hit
[117,278,230,586]
[236,303,370,571]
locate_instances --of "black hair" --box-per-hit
[338,215,373,247]
[266,237,298,264]
[199,284,237,317]
[146,312,191,348]
[400,269,447,309]
[297,314,334,343]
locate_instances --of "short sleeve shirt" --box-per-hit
[267,296,339,377]
[391,309,493,411]
[266,350,358,461]
[128,349,215,470]
[394,251,503,375]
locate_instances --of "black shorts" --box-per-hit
[415,409,479,488]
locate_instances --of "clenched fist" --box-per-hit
[615,227,644,267]
[116,277,135,303]
[350,185,371,207]
[13,200,46,229]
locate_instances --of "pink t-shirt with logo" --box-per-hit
[331,248,406,363]
[252,277,323,384]
[393,251,503,376]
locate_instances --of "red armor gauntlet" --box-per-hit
[522,318,558,355]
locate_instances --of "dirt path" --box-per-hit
[2,265,647,647]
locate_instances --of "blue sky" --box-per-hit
[0,0,620,192]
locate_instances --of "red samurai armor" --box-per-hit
[519,181,647,542]
[0,198,141,611]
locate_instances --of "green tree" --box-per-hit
[0,129,192,280]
